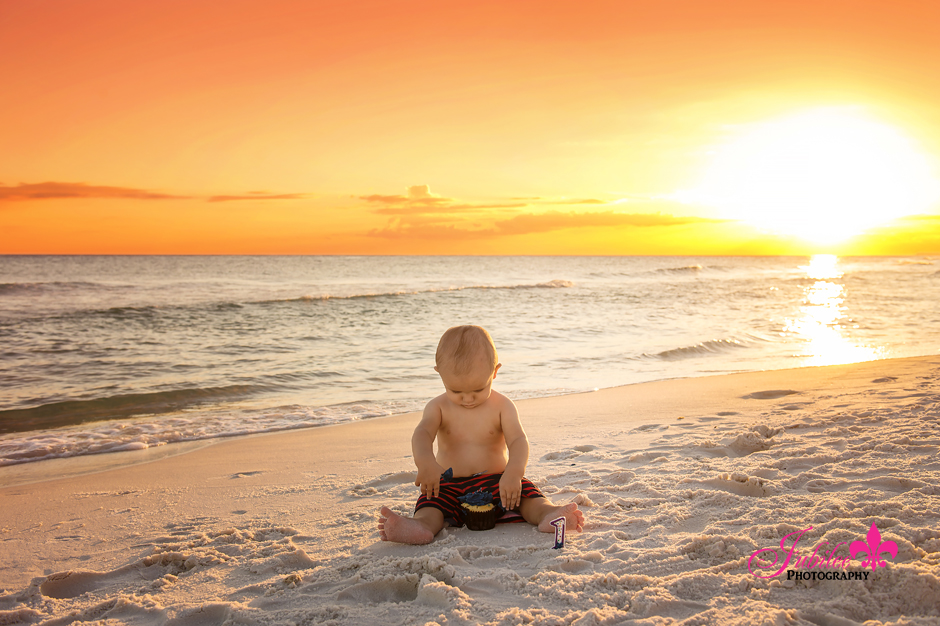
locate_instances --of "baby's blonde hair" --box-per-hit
[436,325,498,375]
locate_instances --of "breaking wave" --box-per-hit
[263,280,575,304]
[653,265,704,275]
[0,385,272,434]
[644,338,756,361]
[0,398,423,467]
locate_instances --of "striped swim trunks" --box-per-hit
[415,471,544,527]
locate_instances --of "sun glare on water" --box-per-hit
[676,108,940,244]
[787,254,884,366]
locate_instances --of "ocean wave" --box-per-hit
[261,279,575,304]
[644,338,753,361]
[0,385,272,434]
[0,281,124,295]
[653,265,704,275]
[91,305,161,317]
[0,399,423,467]
[6,279,576,320]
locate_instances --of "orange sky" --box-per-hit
[3,0,940,255]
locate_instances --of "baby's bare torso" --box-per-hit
[432,390,510,477]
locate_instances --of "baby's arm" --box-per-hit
[412,399,446,499]
[499,397,530,510]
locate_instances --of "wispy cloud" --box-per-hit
[208,192,307,202]
[360,194,412,204]
[0,181,312,204]
[0,182,189,201]
[368,222,493,240]
[373,202,527,215]
[359,184,597,217]
[495,211,714,235]
[360,185,451,206]
[537,198,608,205]
[368,209,720,239]
[360,184,525,216]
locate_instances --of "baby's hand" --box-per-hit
[415,461,447,499]
[499,473,523,511]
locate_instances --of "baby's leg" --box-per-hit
[518,497,585,533]
[378,506,445,545]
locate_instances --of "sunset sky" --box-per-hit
[3,0,940,255]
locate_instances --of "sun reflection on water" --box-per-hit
[786,255,884,366]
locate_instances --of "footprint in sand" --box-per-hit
[863,476,926,493]
[230,471,264,479]
[350,471,416,497]
[40,555,185,600]
[337,575,420,603]
[873,377,898,383]
[631,423,665,433]
[693,426,778,457]
[40,570,114,599]
[602,470,636,487]
[541,446,596,461]
[689,472,771,497]
[741,390,798,400]
[542,444,596,461]
[622,451,669,464]
[805,478,850,493]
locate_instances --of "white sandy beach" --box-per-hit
[1,355,939,625]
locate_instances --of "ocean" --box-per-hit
[1,255,938,468]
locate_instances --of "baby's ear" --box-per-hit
[493,363,502,377]
[433,365,439,373]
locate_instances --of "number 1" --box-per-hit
[550,516,565,549]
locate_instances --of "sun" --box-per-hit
[674,108,940,244]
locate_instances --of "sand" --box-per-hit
[1,355,939,625]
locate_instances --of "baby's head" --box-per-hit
[435,325,501,409]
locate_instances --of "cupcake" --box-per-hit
[458,490,499,531]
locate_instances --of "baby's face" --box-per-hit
[436,360,500,410]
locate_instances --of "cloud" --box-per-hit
[361,184,533,217]
[537,198,608,205]
[360,187,624,218]
[407,184,437,200]
[373,202,527,215]
[360,184,452,207]
[208,193,307,202]
[368,209,720,239]
[494,211,715,235]
[368,222,495,240]
[0,181,313,204]
[359,193,410,204]
[0,181,189,201]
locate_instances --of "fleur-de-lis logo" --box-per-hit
[850,522,898,571]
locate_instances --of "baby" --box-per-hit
[379,325,584,544]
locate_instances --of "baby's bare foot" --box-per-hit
[378,506,435,545]
[537,502,585,533]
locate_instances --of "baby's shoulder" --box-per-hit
[486,390,519,419]
[488,389,514,408]
[424,393,449,413]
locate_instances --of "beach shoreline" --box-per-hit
[2,354,938,624]
[1,353,930,488]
